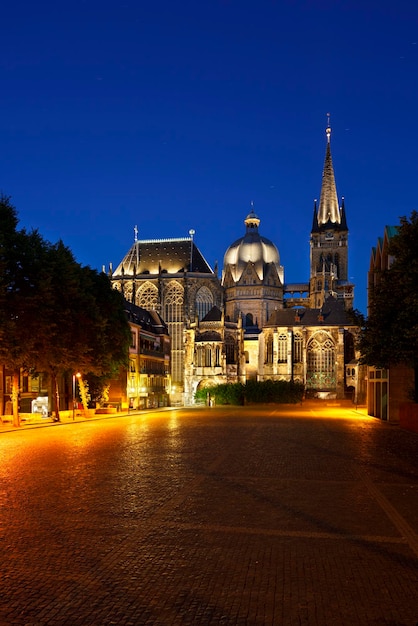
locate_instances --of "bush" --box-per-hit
[194,380,304,405]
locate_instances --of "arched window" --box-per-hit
[196,346,203,367]
[306,332,335,390]
[225,336,236,364]
[245,313,253,327]
[277,332,287,363]
[293,332,303,363]
[164,281,184,384]
[137,282,159,310]
[265,334,273,364]
[195,286,214,321]
[215,347,221,367]
[164,282,184,321]
[205,347,212,367]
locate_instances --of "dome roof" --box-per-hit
[222,209,284,283]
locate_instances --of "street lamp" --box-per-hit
[72,372,81,420]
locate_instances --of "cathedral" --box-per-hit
[110,124,360,406]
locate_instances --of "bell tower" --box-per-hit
[309,118,354,309]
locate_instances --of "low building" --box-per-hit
[107,301,171,410]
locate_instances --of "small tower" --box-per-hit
[309,118,354,309]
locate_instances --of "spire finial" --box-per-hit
[189,229,195,272]
[326,112,331,143]
[133,225,138,242]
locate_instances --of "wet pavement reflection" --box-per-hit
[0,405,417,625]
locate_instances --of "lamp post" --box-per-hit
[72,372,81,420]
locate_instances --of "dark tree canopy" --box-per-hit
[0,196,132,421]
[359,211,418,399]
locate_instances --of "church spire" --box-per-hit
[317,115,341,227]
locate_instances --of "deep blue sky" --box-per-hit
[2,0,418,314]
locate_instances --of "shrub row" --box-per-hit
[195,380,304,405]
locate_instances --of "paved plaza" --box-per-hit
[0,403,417,625]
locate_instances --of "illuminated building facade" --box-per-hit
[110,235,222,405]
[111,123,360,404]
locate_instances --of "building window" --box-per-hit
[164,281,184,384]
[293,332,303,363]
[265,334,273,364]
[215,347,221,366]
[137,282,159,310]
[226,337,236,364]
[278,333,287,363]
[306,332,335,389]
[205,347,212,367]
[195,286,214,321]
[245,313,254,327]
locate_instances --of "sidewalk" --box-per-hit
[0,400,369,433]
[0,406,175,433]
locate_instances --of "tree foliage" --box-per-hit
[0,196,132,423]
[359,211,418,400]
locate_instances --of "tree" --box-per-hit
[359,211,418,401]
[0,196,132,424]
[30,242,132,421]
[0,196,50,426]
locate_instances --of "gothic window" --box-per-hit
[205,347,212,367]
[225,337,236,364]
[137,282,159,310]
[277,332,287,363]
[293,332,303,363]
[195,286,214,321]
[125,283,133,302]
[196,346,203,367]
[265,334,273,364]
[164,282,184,321]
[306,332,335,389]
[164,281,184,384]
[215,347,221,367]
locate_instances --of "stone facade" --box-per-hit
[110,125,360,404]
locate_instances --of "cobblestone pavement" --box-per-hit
[0,403,417,626]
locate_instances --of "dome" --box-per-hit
[222,210,284,283]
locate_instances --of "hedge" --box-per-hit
[195,380,304,405]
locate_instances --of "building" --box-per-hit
[258,296,359,400]
[110,122,360,404]
[106,302,171,410]
[110,234,223,405]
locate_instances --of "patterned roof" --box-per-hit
[113,237,214,276]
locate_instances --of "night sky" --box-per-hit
[2,1,418,314]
